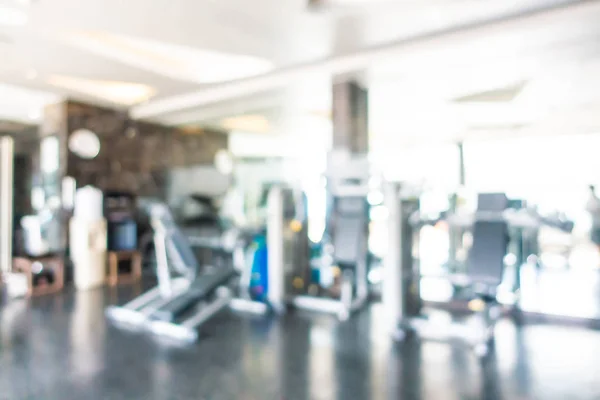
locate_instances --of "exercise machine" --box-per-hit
[267,153,370,320]
[383,184,509,358]
[106,202,239,343]
[266,185,311,314]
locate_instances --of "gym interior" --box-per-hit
[2,0,600,399]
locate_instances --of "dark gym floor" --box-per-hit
[2,284,600,400]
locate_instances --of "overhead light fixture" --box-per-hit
[0,5,28,26]
[60,31,274,84]
[220,114,271,133]
[46,74,156,105]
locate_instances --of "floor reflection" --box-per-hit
[1,283,600,399]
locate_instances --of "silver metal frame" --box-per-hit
[0,136,14,275]
[383,182,501,358]
[105,277,191,328]
[148,287,233,343]
[107,201,270,343]
[267,186,286,313]
[230,239,270,315]
[266,184,369,321]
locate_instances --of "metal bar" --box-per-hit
[106,278,190,324]
[147,320,198,343]
[458,142,465,186]
[118,286,163,310]
[267,187,286,313]
[292,296,343,315]
[154,230,173,298]
[105,307,147,326]
[0,136,14,274]
[349,292,368,312]
[147,288,233,343]
[138,284,190,317]
[229,298,269,315]
[182,287,232,328]
[382,182,403,333]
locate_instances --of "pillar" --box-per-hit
[331,81,369,155]
[0,136,14,273]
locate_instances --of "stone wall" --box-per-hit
[40,100,228,200]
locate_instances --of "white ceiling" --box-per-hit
[1,0,600,146]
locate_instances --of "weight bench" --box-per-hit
[106,202,237,343]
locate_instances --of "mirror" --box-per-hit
[69,129,100,159]
[214,149,234,175]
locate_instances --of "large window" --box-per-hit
[464,133,600,218]
[371,143,461,190]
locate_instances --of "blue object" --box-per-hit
[108,219,137,251]
[249,234,269,300]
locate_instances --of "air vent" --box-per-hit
[453,81,526,103]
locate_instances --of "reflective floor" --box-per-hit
[1,284,600,400]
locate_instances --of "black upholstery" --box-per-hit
[152,266,236,322]
[469,220,509,287]
[331,197,367,266]
[468,193,511,296]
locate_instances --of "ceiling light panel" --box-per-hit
[220,114,271,133]
[46,75,155,105]
[59,31,274,84]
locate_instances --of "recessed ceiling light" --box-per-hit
[221,114,271,133]
[46,74,156,105]
[0,6,28,26]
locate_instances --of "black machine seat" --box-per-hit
[468,220,508,287]
[466,192,510,299]
[468,220,509,303]
[151,266,237,322]
[331,196,368,267]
